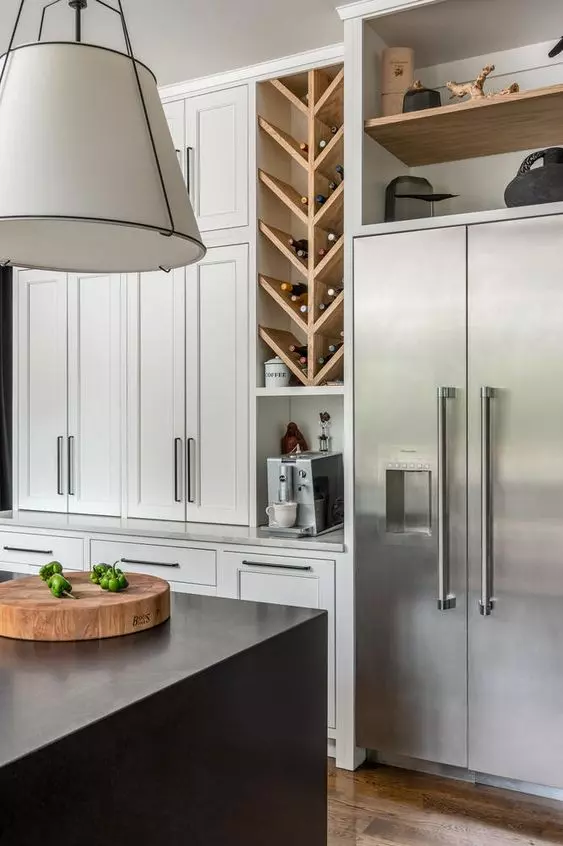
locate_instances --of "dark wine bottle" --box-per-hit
[327,286,343,298]
[280,282,307,295]
[335,164,344,180]
[296,248,308,259]
[330,125,338,134]
[291,293,308,303]
[328,342,343,354]
[327,231,338,242]
[319,139,328,150]
[288,237,308,252]
[299,304,309,314]
[318,247,328,258]
[299,142,309,153]
[316,194,327,205]
[318,302,330,311]
[328,181,337,192]
[289,344,308,356]
[298,355,308,365]
[318,353,334,366]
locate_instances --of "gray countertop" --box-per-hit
[0,570,324,769]
[0,511,346,553]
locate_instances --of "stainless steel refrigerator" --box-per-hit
[354,215,563,789]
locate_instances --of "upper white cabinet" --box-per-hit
[127,268,187,521]
[127,243,249,525]
[16,270,122,516]
[17,270,68,513]
[164,86,249,233]
[67,274,122,516]
[186,244,249,524]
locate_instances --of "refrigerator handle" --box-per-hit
[437,387,457,611]
[480,387,495,616]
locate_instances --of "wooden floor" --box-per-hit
[328,761,563,845]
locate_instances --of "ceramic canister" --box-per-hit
[264,356,291,389]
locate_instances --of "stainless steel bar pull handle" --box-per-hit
[174,438,183,503]
[68,436,75,496]
[57,436,64,496]
[437,387,457,611]
[480,387,495,616]
[186,146,194,196]
[186,438,195,504]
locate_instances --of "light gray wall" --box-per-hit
[2,0,346,85]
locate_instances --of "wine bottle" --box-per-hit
[335,164,344,180]
[299,304,309,314]
[318,302,330,311]
[300,196,308,205]
[327,231,338,242]
[299,142,309,153]
[328,342,343,354]
[318,247,328,258]
[291,293,308,304]
[340,330,344,339]
[280,282,307,295]
[296,248,308,259]
[319,139,328,150]
[327,286,343,298]
[330,125,338,135]
[328,181,337,192]
[316,194,327,205]
[298,355,308,365]
[318,353,334,366]
[288,237,309,254]
[289,344,308,356]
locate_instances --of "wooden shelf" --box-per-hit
[314,292,344,338]
[259,327,308,386]
[314,237,344,285]
[259,169,309,224]
[258,116,308,170]
[256,386,344,397]
[314,126,344,180]
[364,83,563,167]
[313,345,344,386]
[259,221,308,278]
[314,182,344,232]
[315,68,344,128]
[268,77,308,116]
[258,275,308,334]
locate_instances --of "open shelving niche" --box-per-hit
[357,0,563,229]
[254,64,346,524]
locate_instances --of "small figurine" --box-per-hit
[447,64,519,101]
[281,422,309,456]
[318,411,331,453]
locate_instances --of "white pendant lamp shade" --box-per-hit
[0,41,206,272]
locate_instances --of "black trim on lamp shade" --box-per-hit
[0,40,159,85]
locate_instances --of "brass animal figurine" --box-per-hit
[447,64,520,101]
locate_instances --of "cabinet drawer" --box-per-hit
[0,531,84,573]
[90,540,216,586]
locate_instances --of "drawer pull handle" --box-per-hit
[4,546,54,555]
[120,558,180,568]
[242,560,312,572]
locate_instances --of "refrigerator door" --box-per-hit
[354,228,467,766]
[468,215,563,788]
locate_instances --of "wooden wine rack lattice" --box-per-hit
[258,66,344,387]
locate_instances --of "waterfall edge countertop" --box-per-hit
[0,510,345,552]
[0,571,325,770]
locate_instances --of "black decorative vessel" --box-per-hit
[403,80,441,113]
[505,148,563,207]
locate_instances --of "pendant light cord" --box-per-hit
[3,0,177,240]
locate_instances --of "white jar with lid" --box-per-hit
[264,356,291,389]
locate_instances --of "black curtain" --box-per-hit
[0,268,12,511]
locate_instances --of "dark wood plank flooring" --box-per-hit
[329,761,563,845]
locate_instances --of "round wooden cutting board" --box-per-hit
[0,573,171,641]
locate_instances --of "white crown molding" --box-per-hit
[159,42,344,100]
[337,0,444,22]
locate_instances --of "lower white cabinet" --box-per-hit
[217,551,336,729]
[0,531,84,574]
[90,538,217,589]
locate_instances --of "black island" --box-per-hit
[0,572,327,845]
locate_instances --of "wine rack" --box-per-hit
[258,64,344,387]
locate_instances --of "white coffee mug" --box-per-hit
[266,501,297,528]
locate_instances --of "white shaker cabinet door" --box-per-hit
[217,553,336,729]
[185,244,249,525]
[17,269,68,512]
[67,273,122,516]
[163,98,186,181]
[127,270,186,520]
[184,86,248,232]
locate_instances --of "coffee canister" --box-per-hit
[264,356,291,389]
